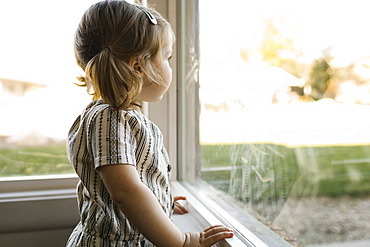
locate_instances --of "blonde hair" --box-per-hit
[74,0,174,110]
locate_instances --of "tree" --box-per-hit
[308,58,332,100]
[259,17,306,79]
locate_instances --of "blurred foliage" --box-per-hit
[308,58,332,100]
[259,17,307,79]
[258,17,370,102]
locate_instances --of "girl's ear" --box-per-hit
[130,57,143,75]
[133,61,142,73]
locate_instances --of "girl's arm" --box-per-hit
[97,164,233,247]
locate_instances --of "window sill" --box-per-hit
[0,174,79,193]
[171,181,291,247]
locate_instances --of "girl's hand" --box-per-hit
[173,196,188,214]
[183,225,234,247]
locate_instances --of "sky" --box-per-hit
[199,0,370,69]
[1,0,369,85]
[0,0,134,85]
[0,0,96,85]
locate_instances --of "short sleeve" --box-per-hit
[91,108,137,169]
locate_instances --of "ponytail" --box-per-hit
[80,48,142,110]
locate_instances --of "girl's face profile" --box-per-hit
[137,29,173,103]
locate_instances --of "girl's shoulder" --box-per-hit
[82,100,145,124]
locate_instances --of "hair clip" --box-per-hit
[137,6,157,25]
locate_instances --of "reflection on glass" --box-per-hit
[199,0,370,246]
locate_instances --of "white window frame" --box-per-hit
[152,0,291,246]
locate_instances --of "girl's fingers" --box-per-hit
[173,196,188,214]
[173,202,188,214]
[183,226,233,247]
[203,231,234,247]
[203,225,232,238]
[202,225,224,232]
[174,195,186,201]
[201,225,234,246]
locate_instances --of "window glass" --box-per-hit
[0,0,131,178]
[196,0,370,246]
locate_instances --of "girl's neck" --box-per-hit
[129,101,143,113]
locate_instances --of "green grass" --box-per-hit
[1,142,370,199]
[201,143,370,198]
[0,144,73,177]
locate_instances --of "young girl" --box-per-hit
[66,1,234,246]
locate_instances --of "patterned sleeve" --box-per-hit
[91,108,137,169]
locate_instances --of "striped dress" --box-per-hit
[66,100,173,247]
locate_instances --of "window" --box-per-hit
[178,0,370,246]
[0,0,102,178]
[1,0,369,246]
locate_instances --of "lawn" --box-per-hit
[201,143,370,198]
[0,143,73,177]
[1,142,370,200]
